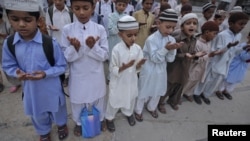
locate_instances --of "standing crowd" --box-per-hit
[0,0,249,141]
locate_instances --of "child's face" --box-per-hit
[53,0,65,10]
[71,1,94,24]
[7,11,38,40]
[142,0,154,12]
[158,21,177,37]
[118,29,139,47]
[214,17,225,25]
[204,30,218,41]
[115,2,128,14]
[181,18,198,37]
[204,8,215,20]
[229,19,248,34]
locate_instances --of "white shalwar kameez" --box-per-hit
[105,41,143,120]
[61,20,109,124]
[135,31,176,114]
[197,29,243,98]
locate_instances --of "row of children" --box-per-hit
[1,0,249,141]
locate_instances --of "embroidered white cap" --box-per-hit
[4,0,40,12]
[117,15,139,30]
[180,13,198,25]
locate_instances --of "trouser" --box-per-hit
[182,80,199,96]
[202,73,224,98]
[134,96,160,114]
[219,81,236,93]
[31,104,67,135]
[105,98,136,120]
[71,97,105,126]
[164,82,183,106]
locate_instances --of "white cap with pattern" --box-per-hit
[117,15,139,30]
[4,0,40,12]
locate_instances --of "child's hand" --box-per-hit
[185,53,194,59]
[16,68,27,80]
[165,42,184,50]
[195,51,207,57]
[227,41,239,48]
[136,58,146,69]
[67,36,81,51]
[25,71,46,80]
[119,60,135,72]
[86,36,100,49]
[209,50,224,57]
[242,44,250,51]
[49,25,59,31]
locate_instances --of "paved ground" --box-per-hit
[0,19,249,141]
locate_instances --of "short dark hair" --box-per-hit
[160,3,171,13]
[70,0,94,5]
[228,12,249,23]
[142,0,154,4]
[214,14,222,19]
[6,9,40,20]
[181,4,192,12]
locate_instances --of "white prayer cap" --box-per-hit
[180,13,198,25]
[215,10,226,17]
[230,6,243,13]
[4,0,40,12]
[117,15,139,30]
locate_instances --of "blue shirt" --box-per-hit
[226,42,250,84]
[2,30,67,116]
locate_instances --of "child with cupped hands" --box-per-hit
[61,0,109,136]
[105,15,146,132]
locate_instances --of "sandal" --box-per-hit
[74,125,82,137]
[58,124,68,140]
[101,120,107,131]
[168,101,179,111]
[183,94,193,102]
[127,115,136,126]
[40,133,50,141]
[222,90,232,100]
[157,102,167,114]
[106,120,115,132]
[215,91,224,100]
[146,107,158,118]
[134,112,143,122]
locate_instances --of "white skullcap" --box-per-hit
[159,9,178,22]
[117,15,139,30]
[4,0,40,12]
[180,13,198,25]
[230,6,243,13]
[215,10,226,17]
